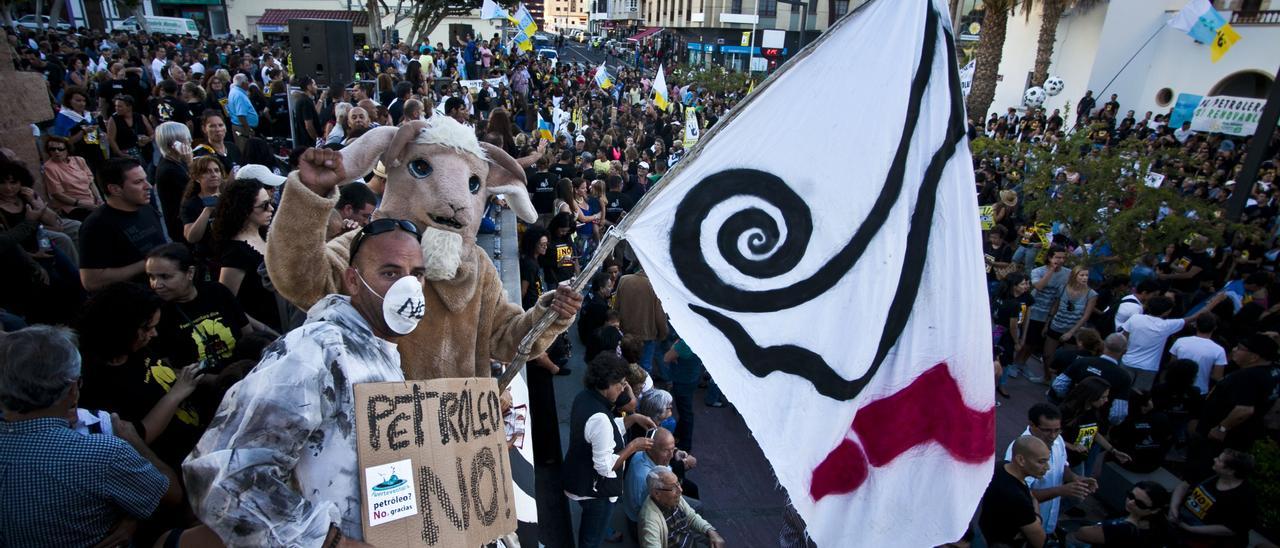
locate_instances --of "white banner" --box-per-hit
[1191,94,1267,136]
[460,76,510,93]
[959,59,975,98]
[683,107,700,148]
[624,1,993,546]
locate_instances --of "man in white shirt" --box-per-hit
[1169,314,1228,394]
[1112,280,1161,332]
[1173,121,1195,143]
[1004,403,1096,535]
[1120,294,1224,391]
[150,47,168,83]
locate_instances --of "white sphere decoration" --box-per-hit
[1023,86,1047,107]
[1044,76,1065,96]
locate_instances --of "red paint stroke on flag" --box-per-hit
[810,363,994,501]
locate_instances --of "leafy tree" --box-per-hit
[970,129,1254,273]
[404,0,518,46]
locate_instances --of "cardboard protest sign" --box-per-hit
[355,377,516,547]
[978,205,994,230]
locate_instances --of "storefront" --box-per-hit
[154,0,228,36]
[254,9,371,47]
[685,41,786,72]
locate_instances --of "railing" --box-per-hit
[1231,10,1280,25]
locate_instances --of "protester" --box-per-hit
[40,135,101,221]
[1170,449,1258,547]
[212,176,281,333]
[1003,403,1096,537]
[1119,293,1224,391]
[564,353,656,548]
[0,325,181,547]
[639,466,725,548]
[184,218,427,547]
[981,435,1051,548]
[1068,481,1171,546]
[79,158,168,291]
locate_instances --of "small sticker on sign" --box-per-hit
[365,459,419,527]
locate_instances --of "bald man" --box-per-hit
[625,428,676,529]
[981,436,1050,548]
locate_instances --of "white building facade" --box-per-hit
[988,0,1279,120]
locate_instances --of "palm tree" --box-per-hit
[965,0,1017,121]
[1027,0,1105,87]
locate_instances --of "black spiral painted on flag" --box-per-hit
[669,2,968,401]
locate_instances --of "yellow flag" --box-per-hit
[1210,23,1240,63]
[747,80,755,94]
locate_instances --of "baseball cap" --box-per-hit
[575,134,586,142]
[235,164,286,187]
[581,152,595,161]
[638,161,650,170]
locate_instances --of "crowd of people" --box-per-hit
[0,23,741,548]
[1,16,1278,548]
[973,90,1279,547]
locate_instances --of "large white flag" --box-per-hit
[623,0,993,546]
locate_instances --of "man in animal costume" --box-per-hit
[266,116,581,380]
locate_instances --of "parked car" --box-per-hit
[13,15,71,31]
[536,48,558,67]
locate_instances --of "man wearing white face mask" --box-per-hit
[183,218,428,548]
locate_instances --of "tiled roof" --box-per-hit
[256,9,369,27]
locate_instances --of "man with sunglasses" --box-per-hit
[186,219,428,548]
[1004,403,1097,539]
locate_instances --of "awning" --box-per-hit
[627,27,664,42]
[256,9,369,28]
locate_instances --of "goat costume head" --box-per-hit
[337,116,536,279]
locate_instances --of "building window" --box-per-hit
[731,0,742,13]
[759,0,776,16]
[834,0,847,16]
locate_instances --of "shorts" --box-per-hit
[1045,327,1067,342]
[1025,319,1047,349]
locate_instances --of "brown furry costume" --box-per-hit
[266,118,570,380]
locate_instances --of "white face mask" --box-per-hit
[357,271,426,335]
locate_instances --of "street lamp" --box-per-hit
[774,0,808,50]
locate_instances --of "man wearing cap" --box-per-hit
[1187,333,1280,478]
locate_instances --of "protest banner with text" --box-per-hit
[355,377,516,547]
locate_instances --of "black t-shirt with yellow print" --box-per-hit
[79,352,206,469]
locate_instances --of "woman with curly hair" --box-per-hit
[212,178,280,334]
[563,353,656,548]
[75,282,204,469]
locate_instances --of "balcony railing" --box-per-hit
[1231,10,1280,25]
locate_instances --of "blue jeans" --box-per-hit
[577,497,615,548]
[671,382,696,451]
[1012,244,1039,272]
[639,340,658,374]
